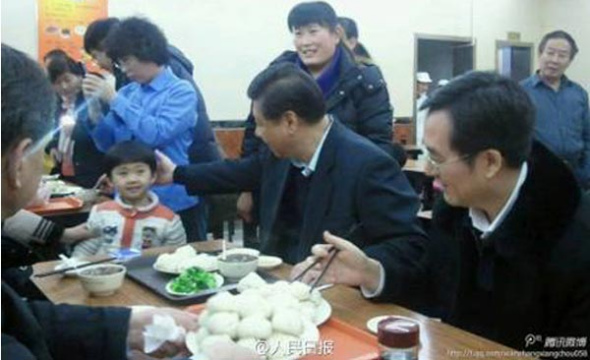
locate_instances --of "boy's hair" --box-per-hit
[47,54,85,83]
[103,141,157,177]
[247,63,325,124]
[84,17,120,53]
[287,1,338,32]
[104,17,169,65]
[2,44,56,153]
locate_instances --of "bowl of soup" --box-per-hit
[78,264,126,297]
[217,248,259,279]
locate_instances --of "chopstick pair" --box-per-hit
[291,223,362,291]
[34,257,117,278]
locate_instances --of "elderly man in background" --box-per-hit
[521,30,590,189]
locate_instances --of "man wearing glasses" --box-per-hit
[295,71,590,352]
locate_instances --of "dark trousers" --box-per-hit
[178,201,208,242]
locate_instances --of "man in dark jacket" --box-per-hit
[296,72,590,353]
[237,1,406,240]
[1,43,202,360]
[156,63,426,265]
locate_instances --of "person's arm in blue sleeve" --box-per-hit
[109,81,197,148]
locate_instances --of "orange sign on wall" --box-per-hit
[38,0,107,67]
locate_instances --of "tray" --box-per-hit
[304,317,380,360]
[125,254,278,305]
[185,304,380,360]
[26,197,84,215]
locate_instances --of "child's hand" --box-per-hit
[155,150,176,185]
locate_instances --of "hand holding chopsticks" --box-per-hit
[290,223,362,289]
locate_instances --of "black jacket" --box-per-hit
[175,121,424,263]
[378,141,590,351]
[1,282,130,360]
[241,46,406,165]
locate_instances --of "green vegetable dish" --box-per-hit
[169,267,218,294]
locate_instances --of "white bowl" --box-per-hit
[78,264,126,297]
[217,248,259,279]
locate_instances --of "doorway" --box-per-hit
[496,40,534,82]
[413,35,475,144]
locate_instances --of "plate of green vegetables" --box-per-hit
[165,267,224,296]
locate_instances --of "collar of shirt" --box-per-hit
[142,66,174,91]
[531,71,571,90]
[115,191,159,213]
[469,162,528,239]
[290,117,334,177]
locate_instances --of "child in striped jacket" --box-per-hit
[72,141,186,257]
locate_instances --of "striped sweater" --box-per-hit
[73,192,186,257]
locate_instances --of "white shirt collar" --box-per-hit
[291,117,334,177]
[469,162,528,238]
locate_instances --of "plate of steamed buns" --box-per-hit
[186,272,331,359]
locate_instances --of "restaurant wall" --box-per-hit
[2,0,582,121]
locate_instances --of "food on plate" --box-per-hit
[207,312,239,337]
[186,273,327,359]
[167,267,218,294]
[272,308,303,336]
[236,271,267,293]
[237,315,272,339]
[43,179,81,196]
[154,245,217,273]
[206,290,237,313]
[235,292,272,318]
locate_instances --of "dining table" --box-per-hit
[31,241,534,360]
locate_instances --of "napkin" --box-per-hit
[143,314,186,354]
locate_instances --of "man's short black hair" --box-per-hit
[104,17,169,65]
[538,30,579,60]
[247,63,326,124]
[2,44,56,153]
[288,1,338,32]
[422,71,534,169]
[338,17,358,39]
[83,17,120,54]
[103,141,157,177]
[47,54,85,83]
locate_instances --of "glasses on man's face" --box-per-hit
[424,152,472,174]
